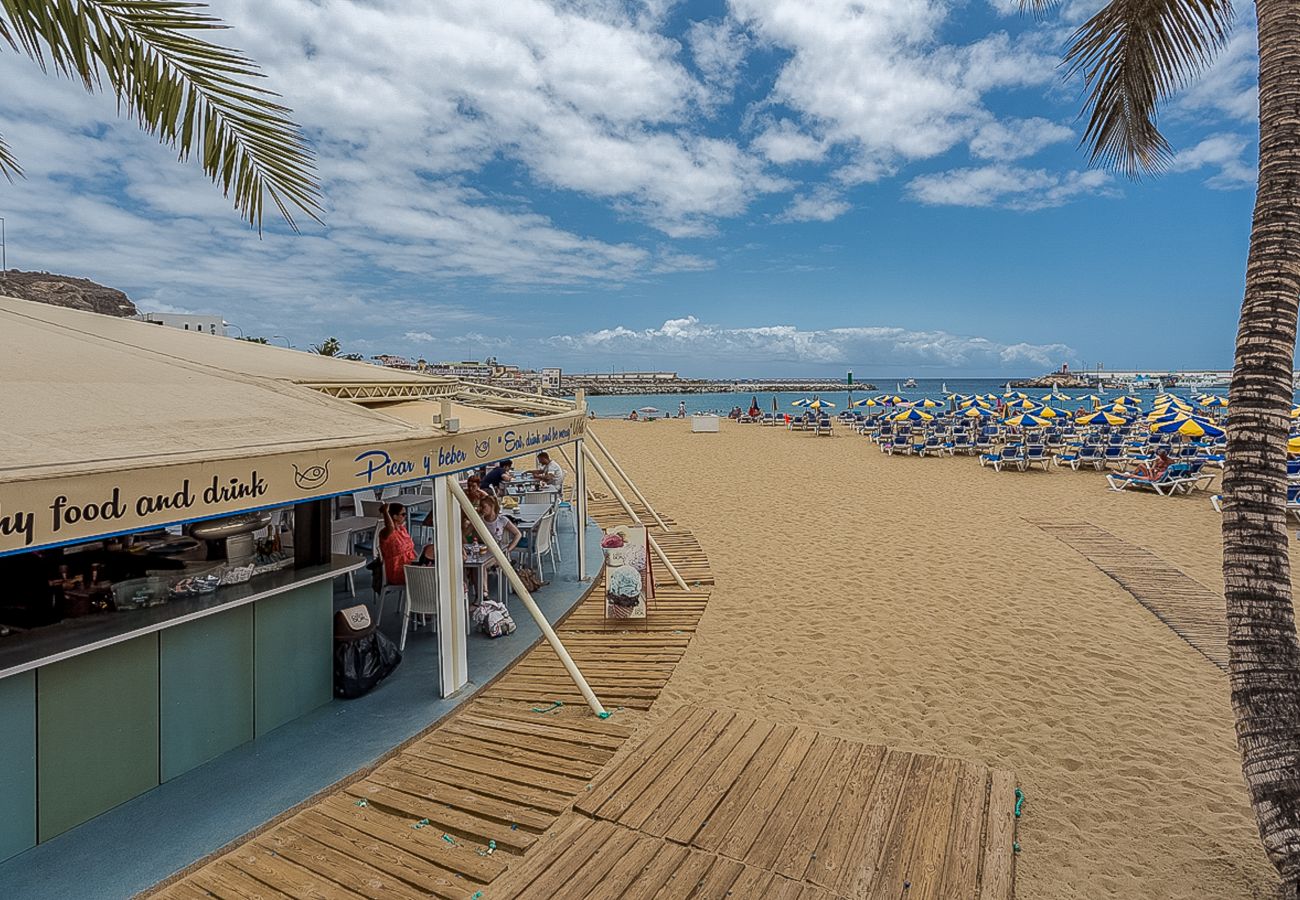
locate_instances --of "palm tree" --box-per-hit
[0,1,321,230]
[1023,0,1300,890]
[310,336,341,357]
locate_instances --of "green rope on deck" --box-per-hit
[412,818,430,830]
[1014,788,1025,817]
[354,799,368,807]
[531,700,564,714]
[597,710,612,719]
[442,833,457,845]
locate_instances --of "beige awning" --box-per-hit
[0,296,587,554]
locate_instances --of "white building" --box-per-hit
[140,312,227,336]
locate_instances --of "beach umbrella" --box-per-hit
[1151,417,1225,438]
[1115,395,1144,406]
[979,392,1000,401]
[914,398,945,408]
[1042,390,1073,402]
[807,398,836,410]
[959,398,993,410]
[852,397,883,408]
[956,405,995,418]
[1002,390,1029,399]
[1199,395,1229,408]
[1290,435,1300,453]
[1292,405,1300,419]
[1004,398,1040,410]
[948,393,973,402]
[638,406,660,414]
[791,398,813,408]
[1005,412,1049,428]
[1033,405,1071,419]
[891,408,934,422]
[1077,410,1129,426]
[876,394,905,404]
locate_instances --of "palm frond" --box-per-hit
[0,0,322,230]
[0,132,22,181]
[1062,0,1235,178]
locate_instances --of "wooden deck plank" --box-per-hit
[662,719,777,844]
[385,754,573,816]
[743,732,839,870]
[223,842,366,900]
[341,782,537,854]
[646,846,716,900]
[364,766,555,832]
[639,715,756,838]
[617,709,737,829]
[771,738,863,881]
[978,770,1019,900]
[689,723,797,851]
[715,726,818,861]
[803,744,889,890]
[936,762,993,900]
[573,706,702,817]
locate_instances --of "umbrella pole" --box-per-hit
[585,428,672,532]
[449,479,607,717]
[582,451,691,592]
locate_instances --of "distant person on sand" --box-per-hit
[748,401,761,418]
[481,459,513,495]
[678,401,686,418]
[628,409,639,421]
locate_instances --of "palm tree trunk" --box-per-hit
[1224,2,1300,893]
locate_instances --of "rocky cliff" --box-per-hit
[0,270,137,317]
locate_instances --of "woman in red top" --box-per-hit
[378,502,416,586]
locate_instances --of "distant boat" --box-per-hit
[903,378,917,389]
[941,382,948,394]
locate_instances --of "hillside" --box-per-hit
[0,270,137,317]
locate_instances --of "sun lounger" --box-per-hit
[1024,445,1051,470]
[1106,463,1190,495]
[980,446,1025,471]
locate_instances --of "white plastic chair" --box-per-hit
[530,509,558,578]
[330,529,357,596]
[400,565,440,651]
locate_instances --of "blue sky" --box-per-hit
[0,0,1260,377]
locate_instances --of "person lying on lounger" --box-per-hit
[1119,449,1173,481]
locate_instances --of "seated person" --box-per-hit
[748,403,761,418]
[531,451,564,491]
[469,496,521,601]
[628,409,639,420]
[481,459,514,495]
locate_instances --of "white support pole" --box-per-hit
[582,451,691,593]
[434,476,468,696]
[449,480,607,717]
[585,428,671,532]
[556,445,596,502]
[575,439,589,581]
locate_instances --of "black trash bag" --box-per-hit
[333,631,402,699]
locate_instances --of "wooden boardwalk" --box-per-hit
[1030,519,1228,671]
[149,496,713,899]
[152,494,1016,899]
[494,706,1019,900]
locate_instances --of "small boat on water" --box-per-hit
[903,378,918,389]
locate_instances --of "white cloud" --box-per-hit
[969,118,1074,160]
[688,18,751,99]
[776,187,852,223]
[405,331,435,342]
[905,165,1113,210]
[550,315,1073,369]
[1170,133,1256,190]
[1175,24,1259,123]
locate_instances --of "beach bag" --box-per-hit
[516,566,546,593]
[472,598,516,638]
[333,606,401,699]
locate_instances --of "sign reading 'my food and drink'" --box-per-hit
[0,413,586,556]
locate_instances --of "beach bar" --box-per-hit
[0,297,591,864]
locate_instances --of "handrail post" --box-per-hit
[449,480,607,716]
[586,428,671,532]
[582,451,691,593]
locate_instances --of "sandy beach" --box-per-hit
[590,418,1277,899]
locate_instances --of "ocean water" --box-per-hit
[578,377,1235,418]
